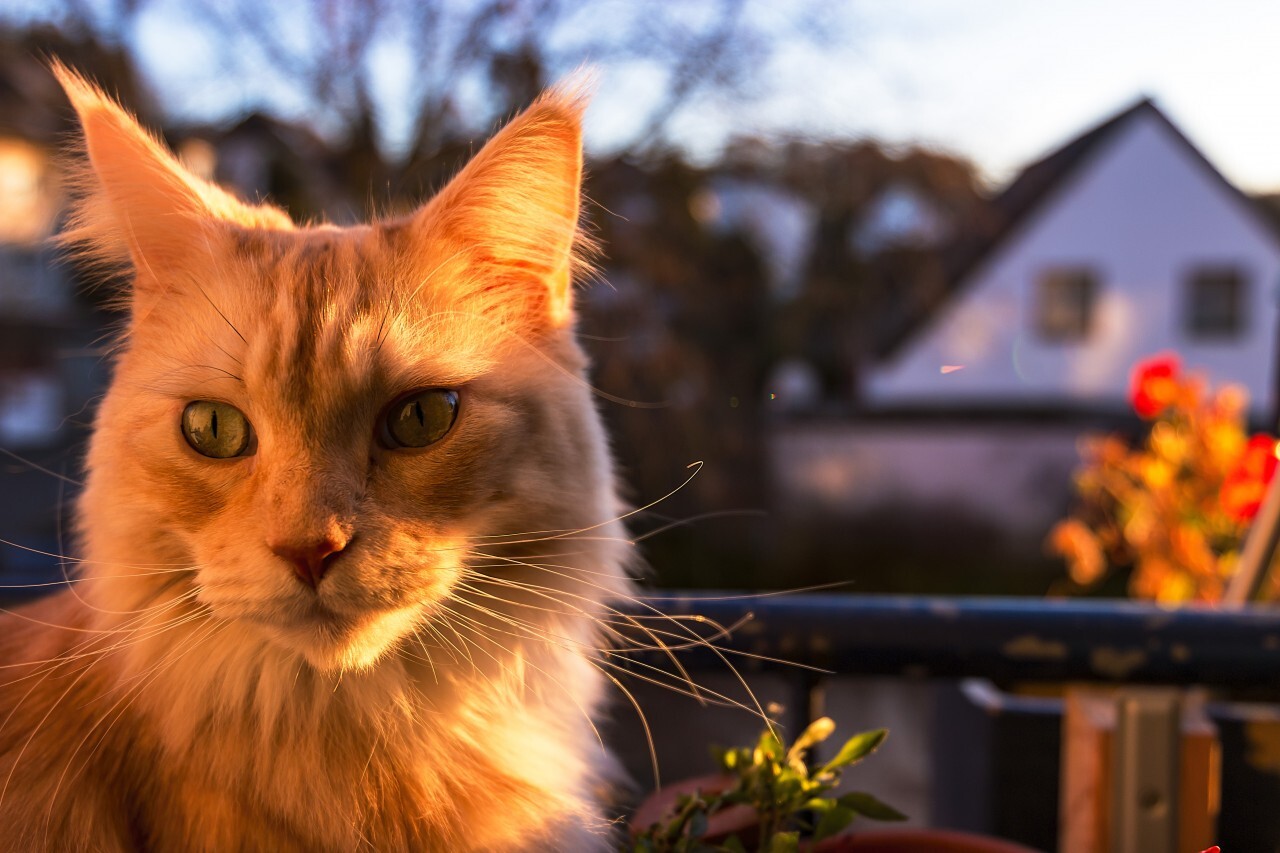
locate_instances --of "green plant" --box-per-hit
[629,716,906,852]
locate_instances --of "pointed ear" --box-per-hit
[51,61,293,277]
[408,83,593,329]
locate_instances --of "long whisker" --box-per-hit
[44,618,222,838]
[454,571,706,699]
[468,461,704,546]
[0,537,196,570]
[409,307,668,410]
[430,601,608,757]
[0,447,82,487]
[449,586,762,716]
[0,592,205,691]
[465,550,776,733]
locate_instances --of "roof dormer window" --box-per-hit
[1185,266,1246,339]
[1034,267,1097,342]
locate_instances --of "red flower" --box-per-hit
[1221,434,1279,521]
[1130,353,1181,418]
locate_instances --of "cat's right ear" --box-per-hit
[399,80,593,332]
[51,62,293,289]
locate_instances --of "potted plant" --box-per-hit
[627,716,1043,852]
[1049,351,1280,602]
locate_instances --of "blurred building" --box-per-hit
[773,98,1280,590]
[0,43,79,450]
[867,97,1280,417]
[176,112,354,224]
[0,134,66,447]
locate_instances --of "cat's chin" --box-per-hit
[267,602,426,674]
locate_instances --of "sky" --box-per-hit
[54,0,1280,194]
[716,1,1280,193]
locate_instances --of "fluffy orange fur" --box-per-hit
[0,64,633,850]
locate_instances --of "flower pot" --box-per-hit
[630,773,759,845]
[830,829,1044,852]
[632,775,1044,853]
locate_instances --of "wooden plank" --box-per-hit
[1059,688,1219,853]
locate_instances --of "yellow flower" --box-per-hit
[1149,422,1187,464]
[1204,420,1246,469]
[1139,457,1174,490]
[1124,508,1156,549]
[1133,556,1195,603]
[1156,574,1196,604]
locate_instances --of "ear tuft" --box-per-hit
[50,60,294,275]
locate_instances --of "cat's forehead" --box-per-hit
[230,224,379,282]
[225,224,414,333]
[127,218,511,422]
[205,224,494,409]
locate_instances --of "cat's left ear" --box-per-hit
[51,62,293,278]
[406,82,592,329]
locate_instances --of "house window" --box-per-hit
[1186,267,1246,338]
[1035,268,1097,341]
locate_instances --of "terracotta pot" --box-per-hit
[630,774,758,845]
[829,829,1044,852]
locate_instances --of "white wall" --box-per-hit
[771,421,1084,546]
[865,111,1280,416]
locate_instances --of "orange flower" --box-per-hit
[1205,418,1246,470]
[1129,353,1180,418]
[1048,519,1106,585]
[1055,355,1278,603]
[1220,434,1279,521]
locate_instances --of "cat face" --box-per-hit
[57,65,627,674]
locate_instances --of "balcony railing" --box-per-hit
[618,594,1280,853]
[630,593,1280,686]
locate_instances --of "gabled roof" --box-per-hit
[878,97,1280,359]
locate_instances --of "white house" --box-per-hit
[772,99,1280,566]
[864,98,1280,417]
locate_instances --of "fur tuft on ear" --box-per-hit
[402,78,598,330]
[50,60,294,277]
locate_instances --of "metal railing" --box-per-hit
[633,593,1280,687]
[622,594,1280,853]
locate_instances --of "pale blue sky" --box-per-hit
[87,1,1280,193]
[711,1,1280,193]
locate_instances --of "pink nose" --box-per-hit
[270,536,348,589]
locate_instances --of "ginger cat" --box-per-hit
[0,64,633,851]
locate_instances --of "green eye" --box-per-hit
[384,389,459,448]
[182,401,252,459]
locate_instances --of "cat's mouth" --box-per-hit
[244,597,428,673]
[194,550,462,672]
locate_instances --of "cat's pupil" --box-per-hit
[383,389,459,449]
[181,401,252,459]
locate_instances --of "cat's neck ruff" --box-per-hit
[76,525,621,849]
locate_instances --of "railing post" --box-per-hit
[1110,688,1181,853]
[795,669,825,726]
